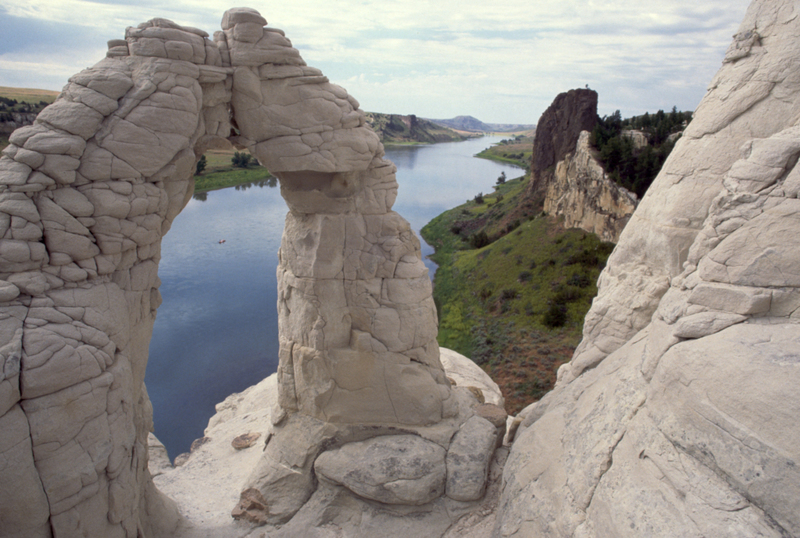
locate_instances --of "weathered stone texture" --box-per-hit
[526,89,636,243]
[501,2,800,536]
[0,7,495,535]
[544,131,637,242]
[528,88,598,202]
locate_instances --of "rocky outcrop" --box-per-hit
[498,1,800,536]
[527,89,636,243]
[621,129,649,149]
[0,8,501,536]
[544,131,637,242]
[151,348,505,537]
[527,88,598,205]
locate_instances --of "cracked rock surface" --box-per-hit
[500,2,800,536]
[0,7,500,536]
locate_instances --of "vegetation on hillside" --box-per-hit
[0,96,51,122]
[364,112,468,144]
[193,149,274,194]
[421,175,613,412]
[0,87,59,151]
[590,107,691,197]
[475,134,534,169]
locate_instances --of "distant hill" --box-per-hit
[0,86,59,138]
[428,115,535,133]
[364,112,470,144]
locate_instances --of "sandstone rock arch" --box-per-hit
[0,8,498,536]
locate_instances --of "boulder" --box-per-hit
[445,416,497,502]
[315,434,447,505]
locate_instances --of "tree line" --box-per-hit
[590,107,692,198]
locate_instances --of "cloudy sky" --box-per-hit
[1,0,751,124]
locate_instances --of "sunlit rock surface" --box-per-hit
[544,131,637,243]
[0,8,499,536]
[501,2,800,536]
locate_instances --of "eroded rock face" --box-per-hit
[544,131,637,242]
[526,88,635,242]
[500,2,800,536]
[0,7,490,535]
[527,88,598,205]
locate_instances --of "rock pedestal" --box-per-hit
[0,7,498,536]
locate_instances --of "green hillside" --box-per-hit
[421,174,613,413]
[364,112,469,144]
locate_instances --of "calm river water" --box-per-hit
[146,136,522,458]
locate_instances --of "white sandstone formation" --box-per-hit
[499,1,800,535]
[543,131,637,243]
[150,348,504,537]
[0,8,501,536]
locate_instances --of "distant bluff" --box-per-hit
[525,88,637,242]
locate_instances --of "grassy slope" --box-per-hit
[194,168,275,193]
[421,175,613,413]
[0,87,59,104]
[475,136,533,169]
[194,149,274,193]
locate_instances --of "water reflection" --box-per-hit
[193,177,278,201]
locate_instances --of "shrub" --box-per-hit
[232,151,253,168]
[567,249,599,267]
[231,151,253,168]
[469,231,491,249]
[479,287,493,301]
[195,155,207,176]
[518,271,533,283]
[543,303,567,327]
[568,272,592,288]
[474,192,484,204]
[553,286,581,304]
[500,288,519,301]
[504,220,521,234]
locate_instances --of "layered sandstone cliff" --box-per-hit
[499,1,800,536]
[529,88,637,243]
[544,131,637,242]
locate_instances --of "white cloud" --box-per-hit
[0,0,752,123]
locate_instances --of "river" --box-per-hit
[146,136,523,459]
